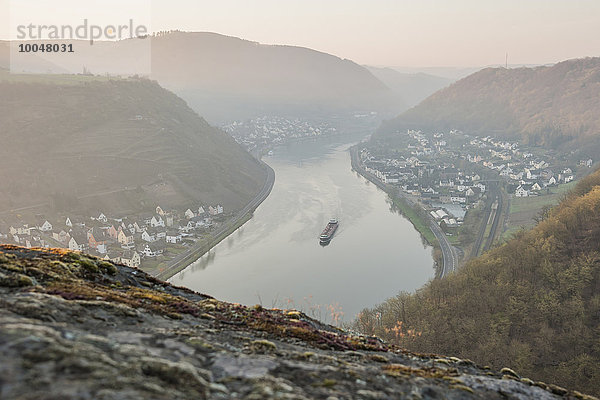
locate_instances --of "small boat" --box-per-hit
[319,218,339,245]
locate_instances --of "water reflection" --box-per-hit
[171,133,434,322]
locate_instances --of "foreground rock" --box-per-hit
[0,245,594,399]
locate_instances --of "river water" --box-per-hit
[170,134,434,322]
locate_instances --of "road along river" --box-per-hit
[170,134,434,322]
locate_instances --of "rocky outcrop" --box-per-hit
[0,245,594,399]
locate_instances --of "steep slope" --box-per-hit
[0,72,267,214]
[151,32,396,122]
[0,245,590,399]
[2,32,398,123]
[366,66,453,109]
[377,58,600,150]
[355,168,600,396]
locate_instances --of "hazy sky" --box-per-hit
[2,0,599,67]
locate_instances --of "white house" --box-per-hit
[38,221,53,232]
[450,195,466,204]
[178,220,195,233]
[127,223,136,235]
[382,174,399,184]
[96,213,108,223]
[10,226,31,236]
[96,242,108,254]
[133,222,145,233]
[166,231,182,244]
[150,215,165,228]
[65,217,73,227]
[474,183,486,193]
[184,209,195,219]
[198,206,205,215]
[143,243,165,257]
[68,234,88,252]
[515,185,529,197]
[141,229,157,243]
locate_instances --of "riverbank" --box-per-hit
[171,138,435,319]
[153,161,275,281]
[349,146,436,246]
[349,145,457,277]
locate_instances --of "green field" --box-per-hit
[389,195,437,245]
[505,181,577,237]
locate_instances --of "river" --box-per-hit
[170,133,434,323]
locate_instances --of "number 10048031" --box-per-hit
[18,43,74,53]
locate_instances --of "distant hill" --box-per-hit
[151,32,398,122]
[366,66,452,110]
[355,167,600,395]
[377,58,600,150]
[390,66,483,81]
[2,32,399,123]
[0,72,267,216]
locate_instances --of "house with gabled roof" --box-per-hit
[38,220,53,232]
[103,251,122,264]
[141,228,158,243]
[95,212,108,223]
[68,233,89,252]
[142,243,166,257]
[120,250,141,268]
[515,185,530,197]
[184,209,195,220]
[107,225,118,239]
[88,229,107,250]
[52,230,71,245]
[166,231,182,244]
[117,228,135,248]
[150,215,165,228]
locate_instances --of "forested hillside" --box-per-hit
[366,66,452,109]
[377,58,600,152]
[0,72,267,214]
[2,32,399,123]
[355,168,600,395]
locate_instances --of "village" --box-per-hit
[361,129,591,231]
[223,115,338,153]
[0,204,227,271]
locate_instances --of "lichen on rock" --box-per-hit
[0,245,595,399]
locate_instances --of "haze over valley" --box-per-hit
[2,1,600,398]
